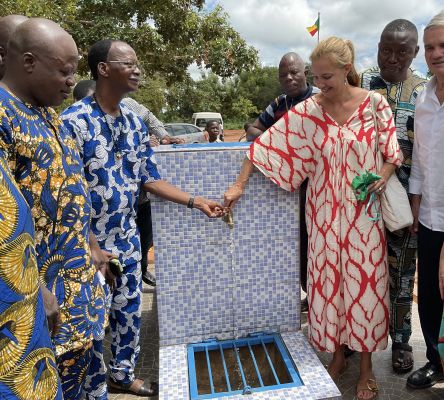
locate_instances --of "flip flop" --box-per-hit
[356,378,378,400]
[392,343,414,373]
[108,378,158,397]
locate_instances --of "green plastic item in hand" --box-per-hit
[351,171,381,202]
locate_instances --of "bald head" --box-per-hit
[279,52,304,68]
[2,18,78,107]
[0,14,28,79]
[0,14,28,48]
[278,52,307,97]
[8,18,77,61]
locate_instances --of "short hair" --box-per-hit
[425,10,444,31]
[382,19,418,37]
[310,36,359,87]
[73,79,96,101]
[205,120,220,130]
[279,52,304,66]
[87,39,116,80]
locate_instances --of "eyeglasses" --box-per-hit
[106,60,142,71]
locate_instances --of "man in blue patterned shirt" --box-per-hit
[61,39,224,397]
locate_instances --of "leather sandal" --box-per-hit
[108,378,159,397]
[392,342,414,373]
[356,378,378,400]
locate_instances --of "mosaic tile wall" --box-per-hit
[151,144,300,346]
[159,331,342,400]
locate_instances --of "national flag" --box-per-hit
[306,17,319,37]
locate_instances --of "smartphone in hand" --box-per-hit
[109,258,123,277]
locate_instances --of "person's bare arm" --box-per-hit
[89,232,117,289]
[143,179,225,218]
[40,284,61,336]
[439,243,444,300]
[224,157,255,207]
[246,119,267,142]
[409,194,421,234]
[367,162,397,194]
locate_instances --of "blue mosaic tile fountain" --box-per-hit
[150,143,341,400]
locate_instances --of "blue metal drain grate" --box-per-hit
[187,333,303,399]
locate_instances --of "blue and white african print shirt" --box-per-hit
[61,96,161,266]
[0,150,63,400]
[0,87,105,357]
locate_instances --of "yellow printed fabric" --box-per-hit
[0,87,105,357]
[360,67,427,190]
[0,151,63,399]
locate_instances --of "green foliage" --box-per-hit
[130,74,167,116]
[305,62,314,86]
[2,1,258,83]
[235,66,281,111]
[230,96,259,121]
[1,2,286,124]
[223,119,245,130]
[162,73,224,122]
[160,66,282,123]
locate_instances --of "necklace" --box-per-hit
[93,94,124,159]
[285,96,293,112]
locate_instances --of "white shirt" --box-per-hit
[409,77,444,231]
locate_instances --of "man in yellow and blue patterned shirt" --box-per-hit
[0,15,63,399]
[0,18,105,400]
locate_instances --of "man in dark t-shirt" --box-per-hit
[245,52,319,141]
[245,52,318,312]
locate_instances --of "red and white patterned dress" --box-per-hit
[249,91,402,353]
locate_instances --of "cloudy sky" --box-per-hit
[203,0,443,75]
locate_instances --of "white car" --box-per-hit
[164,123,206,143]
[191,112,224,132]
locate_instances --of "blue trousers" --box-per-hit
[108,261,142,384]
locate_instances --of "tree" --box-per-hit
[162,73,224,122]
[130,74,167,117]
[236,66,281,111]
[230,96,259,121]
[2,1,258,83]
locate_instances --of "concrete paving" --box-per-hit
[106,265,444,399]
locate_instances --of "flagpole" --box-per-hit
[317,11,320,44]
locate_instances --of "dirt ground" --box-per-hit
[223,129,245,142]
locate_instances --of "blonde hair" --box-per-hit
[310,36,360,87]
[425,10,444,31]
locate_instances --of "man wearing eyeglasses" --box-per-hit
[61,39,225,397]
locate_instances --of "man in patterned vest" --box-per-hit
[360,18,427,374]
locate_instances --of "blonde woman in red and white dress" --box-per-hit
[224,37,402,400]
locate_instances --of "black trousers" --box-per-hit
[417,223,444,366]
[136,200,153,274]
[300,179,308,293]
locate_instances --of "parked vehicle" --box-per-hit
[164,123,206,143]
[191,112,224,131]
